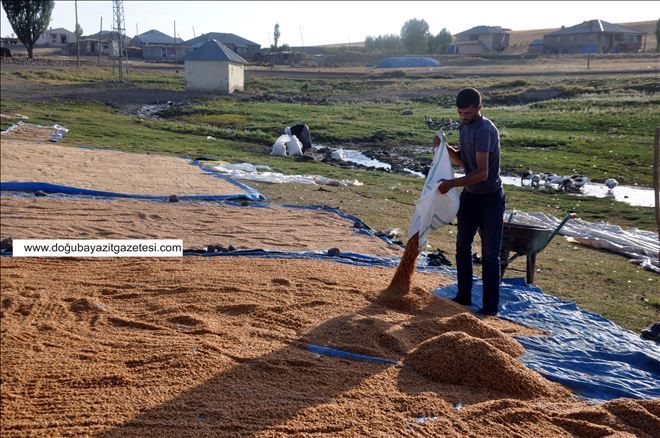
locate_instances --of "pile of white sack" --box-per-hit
[271,134,304,156]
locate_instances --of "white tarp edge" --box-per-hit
[1,121,69,142]
[507,210,659,273]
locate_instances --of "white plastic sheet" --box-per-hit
[205,162,363,187]
[507,210,659,272]
[1,121,69,142]
[408,132,460,247]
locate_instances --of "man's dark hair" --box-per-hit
[456,88,481,108]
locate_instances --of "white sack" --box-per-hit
[408,132,460,247]
[271,134,290,156]
[286,135,304,156]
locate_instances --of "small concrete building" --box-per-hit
[184,39,247,93]
[448,25,511,55]
[36,27,76,47]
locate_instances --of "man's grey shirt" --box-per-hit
[458,115,502,194]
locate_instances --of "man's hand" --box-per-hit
[437,179,454,194]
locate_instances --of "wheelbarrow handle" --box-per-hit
[543,213,577,249]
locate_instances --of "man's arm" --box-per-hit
[437,151,489,194]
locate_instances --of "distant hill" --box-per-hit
[307,20,657,53]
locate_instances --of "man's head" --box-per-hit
[456,88,482,124]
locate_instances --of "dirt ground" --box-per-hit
[0,196,402,257]
[1,125,241,196]
[2,257,659,437]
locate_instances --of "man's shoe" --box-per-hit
[476,307,498,316]
[451,296,472,306]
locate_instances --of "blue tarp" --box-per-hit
[0,152,264,201]
[434,279,660,402]
[377,57,441,68]
[0,181,264,202]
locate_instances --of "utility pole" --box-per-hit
[75,0,80,67]
[192,26,196,38]
[299,25,304,50]
[112,0,128,82]
[173,20,177,66]
[97,16,102,66]
[136,23,138,37]
[587,20,593,70]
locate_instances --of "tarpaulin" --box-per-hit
[0,181,264,202]
[434,279,660,402]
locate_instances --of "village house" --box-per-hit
[35,27,76,47]
[131,29,191,61]
[542,19,646,54]
[185,32,260,60]
[184,39,247,93]
[448,25,511,55]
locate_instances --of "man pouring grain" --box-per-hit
[436,88,505,316]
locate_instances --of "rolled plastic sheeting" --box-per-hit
[434,279,660,402]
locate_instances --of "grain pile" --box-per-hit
[2,257,658,436]
[1,133,240,196]
[0,196,402,256]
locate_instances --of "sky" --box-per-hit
[1,1,658,47]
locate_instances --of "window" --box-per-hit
[623,34,637,42]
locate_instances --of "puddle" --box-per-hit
[340,149,391,171]
[124,103,171,119]
[499,175,654,208]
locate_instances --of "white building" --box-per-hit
[184,39,247,93]
[36,27,76,47]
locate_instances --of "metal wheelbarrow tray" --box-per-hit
[500,213,576,284]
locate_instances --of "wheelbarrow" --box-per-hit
[500,213,576,284]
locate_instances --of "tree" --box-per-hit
[273,23,280,50]
[365,36,375,52]
[429,28,452,54]
[2,0,54,58]
[400,18,430,54]
[75,23,83,39]
[656,18,660,52]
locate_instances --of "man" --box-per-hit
[285,124,313,153]
[436,88,505,315]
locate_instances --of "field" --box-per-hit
[1,50,659,435]
[1,54,658,332]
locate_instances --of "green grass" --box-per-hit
[1,66,658,332]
